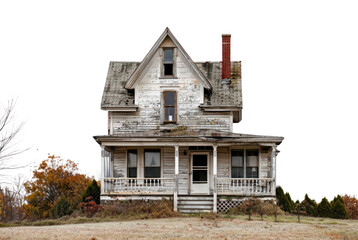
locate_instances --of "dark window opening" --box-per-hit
[163,91,176,122]
[127,150,137,178]
[163,49,174,76]
[164,64,173,75]
[144,149,161,178]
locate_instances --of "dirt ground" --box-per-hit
[1,217,358,240]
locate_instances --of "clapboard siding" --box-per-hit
[162,146,189,194]
[260,149,269,178]
[218,147,229,178]
[113,147,126,178]
[111,49,232,134]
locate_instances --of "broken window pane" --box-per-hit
[165,107,175,121]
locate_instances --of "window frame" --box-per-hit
[163,91,177,123]
[163,48,174,77]
[144,149,161,179]
[230,148,260,179]
[127,149,137,178]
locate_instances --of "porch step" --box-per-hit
[177,195,214,213]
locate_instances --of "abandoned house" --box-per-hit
[94,28,284,213]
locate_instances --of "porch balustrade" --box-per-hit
[103,177,175,194]
[216,178,275,195]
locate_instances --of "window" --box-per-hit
[144,149,161,178]
[231,150,244,178]
[246,150,259,178]
[163,91,176,122]
[231,149,259,178]
[127,150,137,178]
[163,49,173,76]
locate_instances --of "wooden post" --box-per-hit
[271,145,277,195]
[174,145,179,211]
[101,145,105,194]
[213,144,217,213]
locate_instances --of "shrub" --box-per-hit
[52,196,73,218]
[229,199,283,221]
[301,194,318,216]
[341,195,358,219]
[82,180,101,205]
[80,197,102,218]
[96,198,180,219]
[276,186,295,213]
[331,199,348,219]
[317,197,332,218]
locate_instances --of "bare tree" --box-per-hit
[0,99,28,175]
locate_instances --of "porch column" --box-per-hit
[213,144,217,213]
[174,145,179,211]
[101,145,105,194]
[271,145,277,195]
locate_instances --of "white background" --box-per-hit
[1,0,358,202]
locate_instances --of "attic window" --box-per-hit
[163,49,174,76]
[163,91,176,122]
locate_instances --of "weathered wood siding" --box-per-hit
[218,147,230,178]
[260,147,269,178]
[110,43,232,134]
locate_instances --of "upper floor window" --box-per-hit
[163,49,174,76]
[163,91,176,123]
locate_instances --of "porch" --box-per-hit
[99,142,279,213]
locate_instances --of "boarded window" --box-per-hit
[231,150,244,178]
[163,91,176,122]
[144,149,161,178]
[127,150,137,178]
[163,49,173,76]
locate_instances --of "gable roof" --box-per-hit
[124,27,212,90]
[101,61,242,110]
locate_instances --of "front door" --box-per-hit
[190,153,209,194]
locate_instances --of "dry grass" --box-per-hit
[1,215,358,240]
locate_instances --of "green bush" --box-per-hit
[52,196,73,218]
[276,186,294,213]
[301,194,318,216]
[317,197,332,218]
[82,180,101,204]
[331,195,348,219]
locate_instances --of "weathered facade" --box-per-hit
[94,28,283,213]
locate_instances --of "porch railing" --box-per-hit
[216,178,275,196]
[103,178,175,194]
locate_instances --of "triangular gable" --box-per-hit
[125,27,212,90]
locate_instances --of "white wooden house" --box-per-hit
[94,28,283,213]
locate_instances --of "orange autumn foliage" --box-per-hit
[342,195,358,220]
[23,155,92,219]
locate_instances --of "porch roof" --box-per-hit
[93,129,283,145]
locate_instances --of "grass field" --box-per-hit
[1,215,358,240]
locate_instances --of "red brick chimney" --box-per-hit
[222,34,231,81]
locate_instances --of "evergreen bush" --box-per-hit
[81,180,101,204]
[52,196,73,218]
[301,194,318,216]
[331,195,348,219]
[317,197,332,218]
